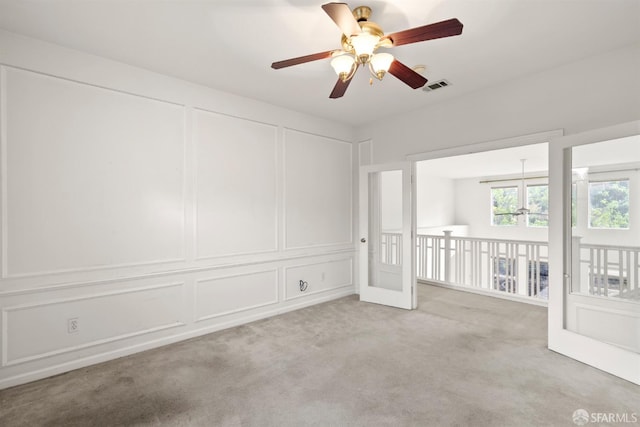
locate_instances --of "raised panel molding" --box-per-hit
[0,248,356,297]
[284,257,353,301]
[0,54,357,389]
[574,303,640,352]
[283,128,353,250]
[193,108,278,260]
[1,66,186,278]
[195,269,278,322]
[2,282,185,366]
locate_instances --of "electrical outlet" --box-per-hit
[321,272,325,281]
[67,318,79,334]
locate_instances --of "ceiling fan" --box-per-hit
[494,207,533,217]
[271,2,463,98]
[494,159,548,218]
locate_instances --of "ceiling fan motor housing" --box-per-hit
[341,7,385,63]
[353,6,372,21]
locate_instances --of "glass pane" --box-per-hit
[588,180,629,229]
[571,138,638,301]
[527,184,549,227]
[368,169,403,291]
[491,187,518,226]
[568,135,639,353]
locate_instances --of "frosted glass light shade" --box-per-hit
[350,33,380,59]
[370,52,394,73]
[331,54,355,76]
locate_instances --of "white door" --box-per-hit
[359,162,416,309]
[548,120,640,385]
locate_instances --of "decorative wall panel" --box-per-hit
[3,68,185,276]
[194,109,278,258]
[285,258,353,300]
[284,129,352,249]
[3,283,184,365]
[195,269,278,321]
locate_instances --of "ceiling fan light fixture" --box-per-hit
[350,32,380,64]
[271,3,463,98]
[331,54,356,81]
[369,52,394,79]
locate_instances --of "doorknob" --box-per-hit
[361,238,366,243]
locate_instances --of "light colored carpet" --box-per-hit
[1,284,638,426]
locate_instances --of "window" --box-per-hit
[526,184,548,227]
[491,187,518,226]
[589,180,629,229]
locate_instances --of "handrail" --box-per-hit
[419,233,640,253]
[578,242,640,251]
[419,234,548,247]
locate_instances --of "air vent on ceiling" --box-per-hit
[423,79,451,92]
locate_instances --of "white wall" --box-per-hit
[0,31,356,388]
[357,44,640,163]
[416,165,456,230]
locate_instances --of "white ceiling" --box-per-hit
[0,0,638,127]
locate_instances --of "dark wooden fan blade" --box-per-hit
[322,3,362,36]
[387,18,463,47]
[271,50,335,69]
[329,64,359,98]
[388,60,428,89]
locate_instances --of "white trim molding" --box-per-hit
[406,129,564,162]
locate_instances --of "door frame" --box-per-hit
[548,120,640,385]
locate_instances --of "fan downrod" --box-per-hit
[353,6,372,22]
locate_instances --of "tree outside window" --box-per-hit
[492,187,518,226]
[589,180,629,229]
[527,184,548,227]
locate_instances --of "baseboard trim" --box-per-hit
[0,286,355,390]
